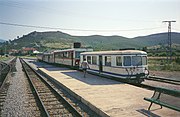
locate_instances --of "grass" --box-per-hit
[0,56,13,61]
[148,59,180,71]
[44,42,71,49]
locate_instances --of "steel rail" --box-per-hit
[0,57,17,91]
[149,76,180,82]
[0,62,10,91]
[20,58,50,117]
[20,58,82,117]
[146,76,180,85]
[0,62,9,72]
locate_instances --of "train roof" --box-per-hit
[53,48,93,53]
[43,52,53,55]
[81,50,147,55]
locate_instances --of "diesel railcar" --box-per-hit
[37,48,93,66]
[42,52,54,63]
[53,48,93,66]
[80,50,149,82]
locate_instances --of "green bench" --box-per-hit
[144,87,180,112]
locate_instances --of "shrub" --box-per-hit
[159,52,167,57]
[175,57,180,64]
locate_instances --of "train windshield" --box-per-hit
[142,56,147,65]
[123,56,131,66]
[132,56,147,66]
[132,56,142,66]
[124,56,147,66]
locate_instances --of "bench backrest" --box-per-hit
[152,87,180,109]
[154,87,180,97]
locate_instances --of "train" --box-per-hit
[37,49,149,83]
[37,48,93,66]
[80,50,149,83]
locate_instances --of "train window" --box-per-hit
[75,51,81,58]
[55,53,62,58]
[132,56,142,66]
[60,53,63,58]
[92,56,97,65]
[68,51,72,58]
[87,56,92,64]
[55,53,58,58]
[64,52,68,58]
[105,56,111,66]
[116,56,122,66]
[142,56,147,65]
[123,56,131,66]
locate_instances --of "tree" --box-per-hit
[142,46,147,52]
[0,49,4,56]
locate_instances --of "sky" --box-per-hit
[0,0,180,40]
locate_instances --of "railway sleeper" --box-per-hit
[45,104,64,108]
[39,93,56,98]
[0,96,6,99]
[48,109,71,116]
[43,101,61,106]
[36,90,50,94]
[27,95,36,99]
[34,86,48,90]
[31,106,41,111]
[28,102,38,107]
[46,106,64,110]
[26,94,35,98]
[36,89,51,93]
[35,84,49,87]
[43,101,60,105]
[41,97,57,102]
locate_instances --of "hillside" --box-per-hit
[0,39,6,43]
[74,35,141,50]
[133,32,180,46]
[2,31,180,51]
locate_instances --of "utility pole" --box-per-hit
[162,20,176,63]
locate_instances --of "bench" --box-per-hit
[144,87,180,112]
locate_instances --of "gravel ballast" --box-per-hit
[1,58,34,117]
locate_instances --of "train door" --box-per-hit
[48,55,50,62]
[71,51,74,66]
[83,55,86,60]
[99,55,103,73]
[54,53,56,63]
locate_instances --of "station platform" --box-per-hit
[26,60,179,117]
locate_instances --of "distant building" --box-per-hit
[9,49,19,55]
[21,47,36,55]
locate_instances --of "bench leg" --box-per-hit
[148,102,153,111]
[157,92,162,109]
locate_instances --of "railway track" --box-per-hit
[0,58,17,115]
[146,76,180,85]
[96,72,180,91]
[0,62,11,91]
[0,62,10,111]
[20,58,84,117]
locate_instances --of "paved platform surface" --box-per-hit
[26,59,180,117]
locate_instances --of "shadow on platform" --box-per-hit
[137,109,161,117]
[61,70,124,85]
[29,59,124,85]
[29,61,57,69]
